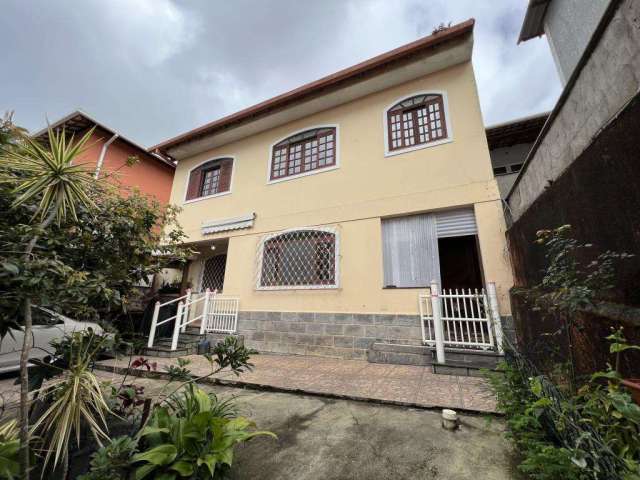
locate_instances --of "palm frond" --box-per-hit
[0,126,98,224]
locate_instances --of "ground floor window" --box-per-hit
[257,228,338,289]
[381,208,483,289]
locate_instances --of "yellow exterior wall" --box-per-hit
[169,61,513,315]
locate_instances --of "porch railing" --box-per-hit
[148,289,240,351]
[418,281,504,363]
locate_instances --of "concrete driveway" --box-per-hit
[0,372,520,479]
[224,386,519,480]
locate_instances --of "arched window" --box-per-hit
[257,229,338,289]
[185,157,233,201]
[270,127,336,180]
[386,94,448,152]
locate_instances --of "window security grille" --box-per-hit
[256,228,338,289]
[201,255,227,292]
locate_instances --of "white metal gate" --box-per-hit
[205,295,240,334]
[419,282,504,355]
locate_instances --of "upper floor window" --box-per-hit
[185,157,233,202]
[270,127,336,181]
[257,228,338,289]
[386,93,448,153]
[493,163,522,176]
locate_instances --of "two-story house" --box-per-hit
[152,20,514,360]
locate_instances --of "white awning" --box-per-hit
[202,213,255,235]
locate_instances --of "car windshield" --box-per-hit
[33,307,66,326]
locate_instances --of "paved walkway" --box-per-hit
[97,353,498,413]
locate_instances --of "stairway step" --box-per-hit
[366,342,503,373]
[367,343,433,366]
[142,344,191,358]
[156,336,203,346]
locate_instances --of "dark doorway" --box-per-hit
[438,235,483,290]
[201,254,227,292]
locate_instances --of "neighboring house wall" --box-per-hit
[508,0,640,221]
[490,142,532,198]
[76,127,174,203]
[170,61,513,319]
[543,0,611,83]
[506,0,640,375]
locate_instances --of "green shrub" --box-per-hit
[487,356,640,479]
[131,385,275,479]
[78,436,138,480]
[0,420,20,480]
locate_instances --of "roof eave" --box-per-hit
[153,19,475,157]
[32,110,175,169]
[518,0,551,43]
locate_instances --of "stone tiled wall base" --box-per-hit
[237,312,423,360]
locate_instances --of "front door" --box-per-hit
[200,254,227,293]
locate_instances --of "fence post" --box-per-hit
[148,301,160,348]
[430,281,446,364]
[200,289,211,335]
[487,282,504,354]
[172,302,184,351]
[181,289,191,333]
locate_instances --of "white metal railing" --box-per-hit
[148,289,240,351]
[418,281,504,363]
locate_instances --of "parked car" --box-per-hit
[0,307,103,373]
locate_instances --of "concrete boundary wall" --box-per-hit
[507,0,640,221]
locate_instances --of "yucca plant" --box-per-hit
[31,331,112,476]
[0,125,97,479]
[0,420,20,479]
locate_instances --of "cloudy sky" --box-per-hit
[1,0,561,148]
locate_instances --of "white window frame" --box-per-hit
[382,90,453,158]
[266,125,340,185]
[183,155,236,205]
[255,226,340,290]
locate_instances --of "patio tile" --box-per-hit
[305,376,374,397]
[459,383,497,412]
[415,382,464,409]
[97,352,498,413]
[368,378,420,403]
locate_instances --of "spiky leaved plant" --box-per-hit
[0,125,96,479]
[30,330,112,476]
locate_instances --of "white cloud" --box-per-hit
[0,0,561,146]
[98,0,197,67]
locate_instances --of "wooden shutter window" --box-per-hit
[218,158,233,193]
[387,94,448,152]
[186,167,204,200]
[185,158,233,201]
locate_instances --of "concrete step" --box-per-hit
[142,344,191,358]
[155,335,203,347]
[204,333,245,347]
[366,342,503,376]
[142,331,206,357]
[367,343,433,366]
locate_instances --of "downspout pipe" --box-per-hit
[94,133,119,179]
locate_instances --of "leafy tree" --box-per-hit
[0,115,189,479]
